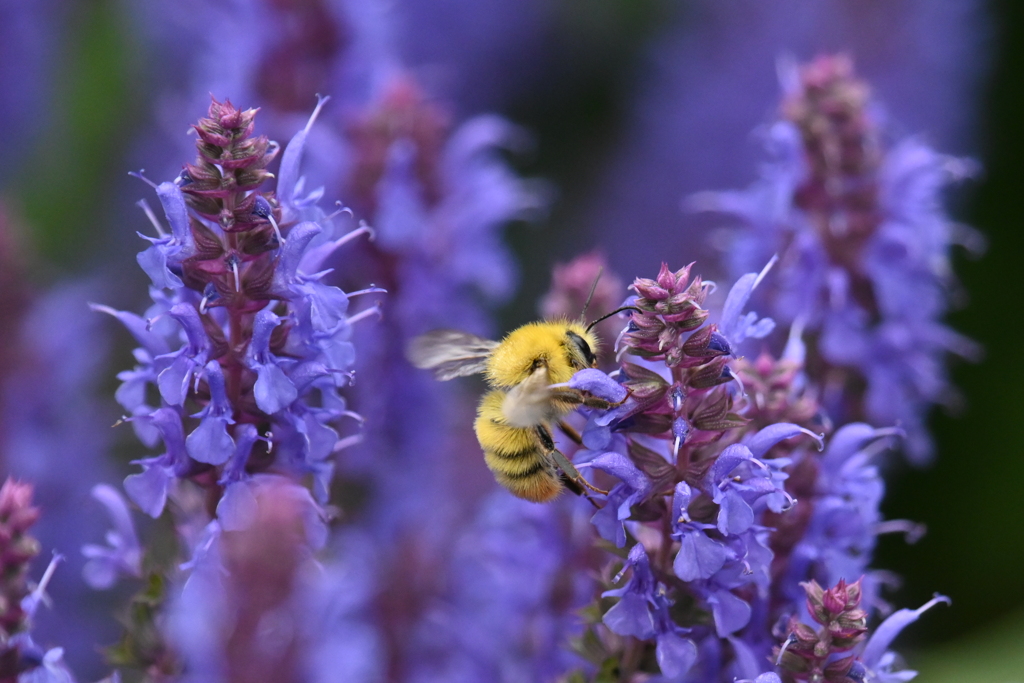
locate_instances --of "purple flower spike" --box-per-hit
[185,361,235,465]
[705,55,979,463]
[82,484,142,589]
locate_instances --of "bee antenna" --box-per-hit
[586,305,642,333]
[579,266,604,323]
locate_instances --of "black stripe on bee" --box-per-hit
[486,446,537,462]
[565,330,596,368]
[502,461,546,480]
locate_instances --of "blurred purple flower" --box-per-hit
[81,485,142,590]
[586,1,989,282]
[695,55,981,463]
[1,282,120,677]
[167,477,373,683]
[0,0,63,185]
[404,495,592,683]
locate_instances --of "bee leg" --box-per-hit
[535,425,610,496]
[557,473,601,508]
[559,472,585,496]
[557,420,583,446]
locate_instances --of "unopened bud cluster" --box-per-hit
[0,479,41,678]
[776,579,868,683]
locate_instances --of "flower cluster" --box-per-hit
[693,54,980,462]
[98,97,368,521]
[85,97,380,678]
[560,260,943,682]
[335,72,549,677]
[776,578,949,683]
[0,479,77,681]
[777,578,869,682]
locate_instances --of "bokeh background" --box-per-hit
[0,0,1020,680]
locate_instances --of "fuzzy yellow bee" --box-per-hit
[407,312,632,502]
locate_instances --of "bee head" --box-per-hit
[565,329,598,369]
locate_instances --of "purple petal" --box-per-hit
[746,423,824,459]
[220,425,259,485]
[861,595,950,668]
[248,309,282,360]
[709,589,752,637]
[81,549,118,590]
[602,593,655,639]
[672,482,694,521]
[217,482,258,532]
[136,240,183,289]
[185,416,235,465]
[124,460,174,518]
[91,484,140,553]
[254,364,298,415]
[157,354,194,406]
[277,96,328,209]
[276,221,322,284]
[202,360,231,412]
[720,272,759,339]
[301,281,350,333]
[656,632,697,679]
[728,636,763,681]
[568,368,628,403]
[167,303,209,354]
[822,423,892,472]
[581,420,612,451]
[709,444,754,484]
[84,484,142,586]
[588,452,650,494]
[89,304,170,356]
[590,495,628,547]
[674,530,729,581]
[718,492,755,535]
[155,181,192,247]
[144,407,188,465]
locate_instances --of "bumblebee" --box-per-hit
[407,313,630,502]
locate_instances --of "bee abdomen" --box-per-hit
[485,449,563,502]
[475,390,563,502]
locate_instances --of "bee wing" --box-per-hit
[406,329,499,381]
[502,366,555,427]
